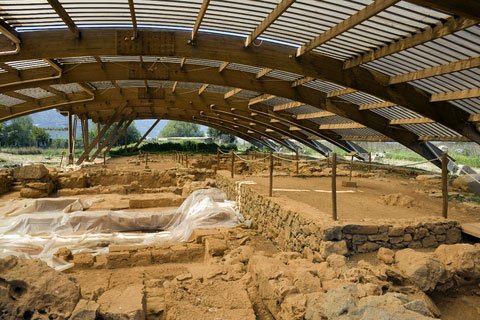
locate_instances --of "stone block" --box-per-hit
[13,164,49,180]
[98,285,145,319]
[343,225,379,235]
[129,194,184,208]
[204,237,228,259]
[70,299,99,320]
[421,236,438,248]
[388,227,405,237]
[73,253,95,268]
[445,228,462,244]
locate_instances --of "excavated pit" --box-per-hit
[0,153,479,320]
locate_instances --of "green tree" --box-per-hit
[159,121,204,138]
[207,127,236,144]
[116,123,141,146]
[32,126,51,147]
[5,116,35,147]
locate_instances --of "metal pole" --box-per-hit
[442,152,448,218]
[269,150,274,197]
[332,153,338,221]
[231,150,235,178]
[296,149,299,175]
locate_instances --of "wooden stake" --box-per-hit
[103,152,106,166]
[442,152,448,218]
[231,150,235,178]
[217,148,220,169]
[296,149,299,175]
[332,153,338,221]
[186,153,189,168]
[349,155,354,181]
[269,150,274,197]
[145,153,149,169]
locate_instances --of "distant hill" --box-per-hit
[30,111,205,139]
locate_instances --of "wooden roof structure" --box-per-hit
[0,0,479,167]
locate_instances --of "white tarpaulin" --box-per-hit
[0,189,242,270]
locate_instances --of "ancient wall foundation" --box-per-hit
[216,173,462,254]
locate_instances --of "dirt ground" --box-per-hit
[1,153,480,319]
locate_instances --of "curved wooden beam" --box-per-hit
[0,29,476,143]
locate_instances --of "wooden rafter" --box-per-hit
[256,68,272,79]
[344,17,477,69]
[218,62,229,73]
[406,0,480,20]
[295,111,335,119]
[326,88,356,98]
[128,0,138,39]
[291,76,315,88]
[469,114,480,122]
[47,0,80,38]
[180,57,187,69]
[359,101,396,110]
[340,135,392,142]
[0,19,20,45]
[389,117,434,125]
[6,91,38,104]
[273,101,303,111]
[41,85,67,99]
[192,0,211,41]
[388,56,480,85]
[224,88,242,99]
[248,94,275,106]
[245,0,296,47]
[319,123,365,130]
[418,135,470,142]
[172,81,178,93]
[297,0,400,57]
[198,84,209,95]
[430,88,480,102]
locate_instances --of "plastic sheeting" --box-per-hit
[0,188,242,270]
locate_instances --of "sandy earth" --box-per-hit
[1,153,480,319]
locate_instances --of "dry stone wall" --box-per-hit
[216,174,462,254]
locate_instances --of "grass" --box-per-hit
[384,149,480,167]
[450,193,480,204]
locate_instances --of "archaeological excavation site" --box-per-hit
[1,1,480,319]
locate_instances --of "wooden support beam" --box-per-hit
[289,126,301,131]
[180,57,187,69]
[405,0,480,20]
[224,88,242,99]
[191,0,211,41]
[41,85,67,99]
[47,0,80,38]
[218,62,229,73]
[273,101,303,111]
[101,120,134,159]
[390,117,434,125]
[256,68,272,79]
[198,84,209,95]
[128,0,138,39]
[469,114,480,122]
[430,88,480,102]
[90,120,125,161]
[76,104,126,164]
[172,81,178,93]
[0,62,20,76]
[67,112,74,164]
[359,101,396,110]
[245,0,296,47]
[0,19,20,44]
[388,56,480,85]
[6,91,38,104]
[248,94,275,106]
[340,135,392,142]
[326,88,356,98]
[344,17,478,69]
[297,0,400,57]
[295,111,335,119]
[418,135,470,142]
[319,123,365,130]
[291,76,315,88]
[133,119,160,149]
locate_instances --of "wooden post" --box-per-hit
[349,155,354,181]
[230,150,235,178]
[82,118,89,162]
[269,150,274,197]
[133,119,160,150]
[331,153,338,221]
[145,153,149,169]
[103,152,106,166]
[186,153,189,168]
[67,112,74,165]
[59,151,65,168]
[217,148,220,169]
[295,149,299,175]
[368,152,372,164]
[442,152,448,218]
